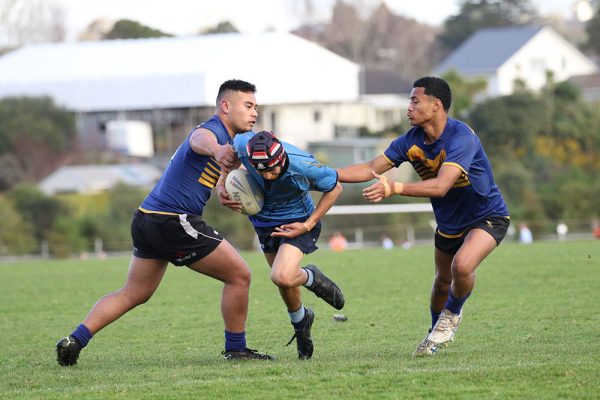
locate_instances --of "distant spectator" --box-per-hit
[557,222,568,241]
[328,231,348,252]
[592,222,600,239]
[381,234,394,250]
[518,223,533,244]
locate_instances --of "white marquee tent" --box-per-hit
[0,32,360,112]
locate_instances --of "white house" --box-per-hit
[0,32,403,151]
[434,25,598,97]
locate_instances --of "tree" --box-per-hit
[7,184,68,244]
[442,0,538,52]
[293,0,439,81]
[100,182,146,251]
[103,19,173,40]
[0,194,35,254]
[0,153,24,191]
[201,21,238,34]
[465,78,600,222]
[441,70,487,118]
[0,0,66,49]
[467,90,546,162]
[585,7,600,55]
[0,96,76,184]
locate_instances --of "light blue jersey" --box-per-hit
[233,132,338,227]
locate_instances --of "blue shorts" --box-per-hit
[254,222,321,254]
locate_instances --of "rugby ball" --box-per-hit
[225,169,264,215]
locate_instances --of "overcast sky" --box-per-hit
[53,0,574,40]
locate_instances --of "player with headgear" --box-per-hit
[218,130,345,359]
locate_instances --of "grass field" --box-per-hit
[1,240,598,399]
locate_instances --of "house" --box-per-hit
[38,163,163,195]
[358,68,411,133]
[434,26,598,97]
[0,32,399,151]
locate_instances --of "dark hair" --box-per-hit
[216,79,256,105]
[413,77,452,111]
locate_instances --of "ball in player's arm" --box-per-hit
[55,80,273,366]
[218,131,345,360]
[337,76,510,357]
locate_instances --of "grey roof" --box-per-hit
[361,68,412,95]
[434,25,544,74]
[38,163,163,195]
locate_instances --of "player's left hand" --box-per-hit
[362,171,389,202]
[271,222,305,238]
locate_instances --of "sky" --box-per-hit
[53,0,575,41]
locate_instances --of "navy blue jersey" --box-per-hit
[233,132,338,227]
[141,115,230,215]
[383,118,509,235]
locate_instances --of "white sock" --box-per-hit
[302,268,314,287]
[288,304,306,324]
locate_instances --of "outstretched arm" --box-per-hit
[363,164,463,202]
[272,182,343,238]
[336,155,393,183]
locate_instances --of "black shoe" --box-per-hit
[221,348,274,360]
[56,336,82,366]
[305,265,345,310]
[286,308,315,359]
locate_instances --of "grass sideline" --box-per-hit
[1,241,598,399]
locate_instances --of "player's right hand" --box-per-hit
[214,144,236,172]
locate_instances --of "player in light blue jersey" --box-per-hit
[337,77,510,356]
[219,131,344,359]
[56,80,273,366]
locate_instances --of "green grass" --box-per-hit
[1,241,599,399]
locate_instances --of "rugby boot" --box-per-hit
[304,265,345,310]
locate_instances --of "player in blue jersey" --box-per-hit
[337,77,510,356]
[218,131,344,359]
[56,80,273,366]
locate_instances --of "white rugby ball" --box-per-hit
[225,169,264,215]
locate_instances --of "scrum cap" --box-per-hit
[247,131,287,171]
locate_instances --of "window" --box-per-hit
[313,110,321,123]
[529,58,546,74]
[270,111,277,131]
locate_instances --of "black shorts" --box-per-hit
[131,209,223,266]
[435,216,510,255]
[254,222,321,255]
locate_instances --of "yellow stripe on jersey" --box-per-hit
[206,159,221,176]
[198,158,221,188]
[443,162,467,175]
[443,162,471,188]
[199,173,217,188]
[382,154,396,166]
